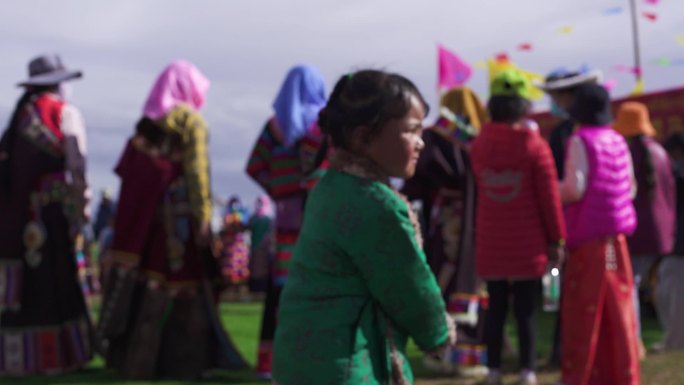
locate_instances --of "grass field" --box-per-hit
[5,302,683,385]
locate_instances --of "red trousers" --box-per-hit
[561,235,640,385]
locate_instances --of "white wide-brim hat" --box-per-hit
[535,69,603,92]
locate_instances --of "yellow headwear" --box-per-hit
[439,87,488,131]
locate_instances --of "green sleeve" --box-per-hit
[346,185,449,351]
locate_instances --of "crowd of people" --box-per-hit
[0,53,683,385]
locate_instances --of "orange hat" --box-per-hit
[613,101,656,138]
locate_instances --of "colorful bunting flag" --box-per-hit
[656,57,672,66]
[644,0,660,5]
[518,43,533,52]
[642,12,658,21]
[631,79,645,96]
[475,60,487,69]
[559,26,574,34]
[437,44,473,90]
[603,79,619,92]
[603,6,624,15]
[520,69,545,101]
[488,57,513,80]
[494,52,510,63]
[677,35,684,46]
[612,65,641,75]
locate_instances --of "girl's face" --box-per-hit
[364,95,426,179]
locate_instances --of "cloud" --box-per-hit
[2,0,684,206]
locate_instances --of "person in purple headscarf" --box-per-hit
[97,60,246,380]
[245,64,328,379]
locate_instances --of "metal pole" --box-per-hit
[629,0,643,85]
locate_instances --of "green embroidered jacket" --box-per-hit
[273,169,449,385]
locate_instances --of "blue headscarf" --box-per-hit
[272,65,327,147]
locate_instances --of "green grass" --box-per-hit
[6,302,682,385]
[7,303,266,385]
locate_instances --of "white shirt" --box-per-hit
[61,104,91,220]
[559,136,637,204]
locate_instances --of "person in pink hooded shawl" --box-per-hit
[97,60,247,380]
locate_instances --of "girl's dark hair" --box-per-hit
[487,95,531,123]
[630,135,656,200]
[309,70,429,173]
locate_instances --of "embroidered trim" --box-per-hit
[163,178,193,272]
[0,316,91,375]
[447,343,487,366]
[447,294,480,326]
[329,150,423,247]
[17,102,64,159]
[606,237,618,271]
[109,250,140,268]
[329,150,391,184]
[0,260,22,312]
[432,107,478,147]
[23,172,74,269]
[376,308,409,385]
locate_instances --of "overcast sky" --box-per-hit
[1,0,683,211]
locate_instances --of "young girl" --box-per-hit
[272,70,455,385]
[470,70,566,385]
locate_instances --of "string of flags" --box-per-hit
[655,57,684,66]
[437,0,680,98]
[642,12,658,22]
[437,45,544,100]
[558,26,574,34]
[603,6,624,16]
[518,43,533,52]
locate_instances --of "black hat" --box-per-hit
[567,83,612,126]
[17,54,82,87]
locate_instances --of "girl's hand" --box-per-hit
[426,313,458,359]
